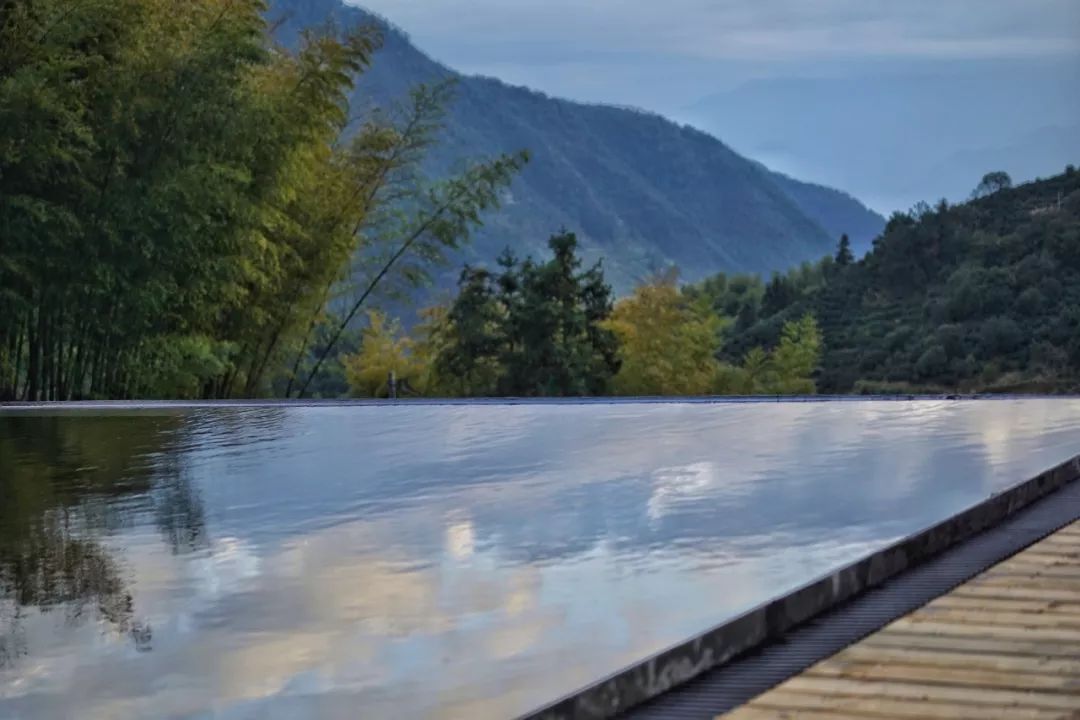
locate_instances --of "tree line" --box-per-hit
[699,170,1080,394]
[339,168,1079,399]
[339,232,823,398]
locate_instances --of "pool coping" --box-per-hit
[2,395,1078,411]
[518,451,1080,720]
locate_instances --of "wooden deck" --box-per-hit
[720,521,1080,720]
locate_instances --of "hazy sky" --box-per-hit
[352,0,1080,114]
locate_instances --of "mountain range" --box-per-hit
[269,0,884,292]
[686,65,1080,215]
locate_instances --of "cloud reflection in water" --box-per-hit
[1,399,1079,719]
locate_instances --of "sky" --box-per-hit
[349,1,1080,212]
[351,0,1080,114]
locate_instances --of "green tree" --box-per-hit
[603,272,723,396]
[768,314,822,393]
[495,232,620,396]
[292,149,528,397]
[0,2,525,401]
[723,314,822,395]
[433,232,620,397]
[342,311,416,397]
[739,347,771,394]
[971,171,1013,199]
[0,0,380,400]
[430,268,506,396]
[835,233,854,266]
[761,274,796,317]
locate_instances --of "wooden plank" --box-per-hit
[859,631,1080,658]
[1003,557,1080,570]
[831,644,1080,676]
[734,690,1069,720]
[779,676,1080,710]
[984,564,1080,580]
[967,574,1080,591]
[1025,537,1080,552]
[972,573,1080,589]
[993,555,1080,570]
[951,584,1080,603]
[806,659,1078,692]
[908,607,1080,629]
[885,617,1080,642]
[915,595,1080,621]
[1023,533,1075,544]
[722,705,877,720]
[929,595,1080,614]
[1004,550,1080,562]
[993,562,1080,576]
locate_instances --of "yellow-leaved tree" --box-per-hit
[342,305,456,398]
[603,272,725,396]
[342,311,419,397]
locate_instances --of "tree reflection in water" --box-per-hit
[0,413,206,668]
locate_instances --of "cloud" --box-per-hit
[354,0,1080,63]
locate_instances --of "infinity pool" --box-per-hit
[1,400,1078,719]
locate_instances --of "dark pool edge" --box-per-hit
[2,394,1078,411]
[518,452,1080,720]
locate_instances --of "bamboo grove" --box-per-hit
[0,0,526,400]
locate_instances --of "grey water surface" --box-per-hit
[1,399,1078,719]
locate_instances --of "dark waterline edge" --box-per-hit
[3,394,1079,412]
[519,452,1080,720]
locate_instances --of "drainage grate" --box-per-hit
[623,481,1080,719]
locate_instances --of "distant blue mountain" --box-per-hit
[269,0,884,292]
[687,65,1080,215]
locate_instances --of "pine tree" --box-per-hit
[433,232,619,397]
[836,233,854,266]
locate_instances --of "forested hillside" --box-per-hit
[696,169,1080,393]
[268,0,884,289]
[762,170,887,258]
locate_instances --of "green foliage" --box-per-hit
[342,311,414,397]
[0,0,371,399]
[971,171,1013,199]
[0,1,523,401]
[603,272,724,396]
[714,170,1080,394]
[835,234,854,266]
[684,272,764,324]
[432,232,620,397]
[431,268,505,396]
[686,256,829,367]
[769,314,823,393]
[291,146,528,397]
[715,315,822,395]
